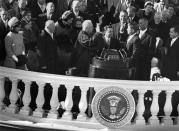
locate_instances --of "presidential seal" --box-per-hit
[92,87,135,129]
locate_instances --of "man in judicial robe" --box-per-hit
[69,20,101,76]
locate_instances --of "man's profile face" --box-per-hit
[0,10,8,21]
[47,3,55,14]
[169,28,178,39]
[72,1,80,13]
[119,12,128,23]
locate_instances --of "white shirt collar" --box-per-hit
[171,36,178,46]
[140,28,147,34]
[74,11,79,16]
[45,28,54,39]
[139,28,147,38]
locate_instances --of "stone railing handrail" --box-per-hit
[0,66,178,90]
[0,66,179,129]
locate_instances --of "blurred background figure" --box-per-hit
[0,8,9,65]
[29,0,47,19]
[154,0,167,13]
[20,9,40,71]
[137,1,155,23]
[36,2,56,30]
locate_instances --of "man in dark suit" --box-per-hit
[28,0,47,19]
[112,10,129,46]
[114,0,138,19]
[134,17,156,81]
[126,22,140,80]
[14,0,28,19]
[0,8,9,65]
[36,2,57,30]
[37,20,58,74]
[162,26,179,117]
[127,6,139,24]
[46,0,68,20]
[162,26,179,80]
[102,25,122,50]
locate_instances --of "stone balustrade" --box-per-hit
[0,66,179,129]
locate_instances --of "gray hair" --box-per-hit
[82,20,93,31]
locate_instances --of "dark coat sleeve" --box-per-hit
[37,32,47,67]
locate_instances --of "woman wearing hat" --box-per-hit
[4,16,27,70]
[55,10,75,51]
[54,10,75,74]
[137,1,155,23]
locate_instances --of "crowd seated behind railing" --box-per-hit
[0,0,179,81]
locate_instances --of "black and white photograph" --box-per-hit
[0,0,179,131]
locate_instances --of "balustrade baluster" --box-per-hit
[33,82,45,117]
[149,90,160,125]
[77,86,88,120]
[48,83,59,118]
[136,90,146,125]
[0,76,5,110]
[19,80,31,115]
[164,90,174,125]
[88,87,98,123]
[6,78,18,113]
[177,103,179,125]
[62,84,73,120]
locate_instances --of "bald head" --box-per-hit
[82,20,93,34]
[45,20,55,33]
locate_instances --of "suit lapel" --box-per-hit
[140,31,147,41]
[127,34,137,49]
[169,38,179,50]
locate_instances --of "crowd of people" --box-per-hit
[0,0,179,81]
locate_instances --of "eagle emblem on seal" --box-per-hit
[100,95,126,120]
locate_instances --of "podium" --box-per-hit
[88,56,129,80]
